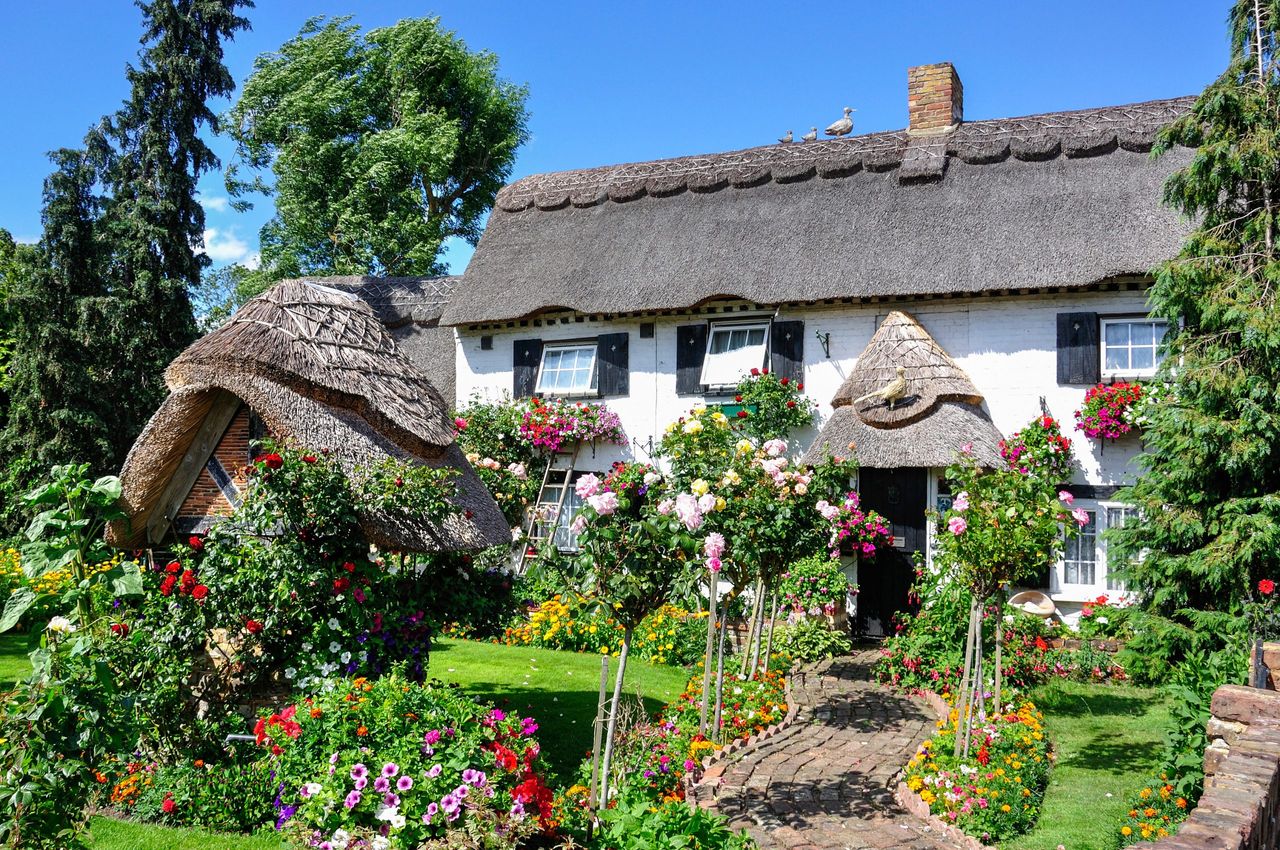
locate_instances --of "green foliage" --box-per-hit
[452,395,542,527]
[0,1,249,518]
[1116,0,1280,632]
[774,618,852,662]
[130,758,277,834]
[656,404,739,491]
[591,798,756,850]
[226,15,529,280]
[732,370,816,443]
[778,554,849,615]
[1160,647,1247,801]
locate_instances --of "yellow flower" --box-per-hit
[691,478,710,496]
[683,419,705,436]
[735,439,754,455]
[1121,826,1132,837]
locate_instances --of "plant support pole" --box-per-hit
[714,610,729,742]
[954,599,979,759]
[597,626,632,806]
[760,589,779,674]
[699,575,717,735]
[588,654,609,819]
[739,582,764,677]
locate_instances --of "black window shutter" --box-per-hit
[769,320,805,384]
[513,338,543,398]
[1056,312,1100,385]
[675,324,709,395]
[596,332,629,397]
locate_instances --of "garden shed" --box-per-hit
[106,279,508,552]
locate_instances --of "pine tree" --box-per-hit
[0,0,250,495]
[1118,1,1280,622]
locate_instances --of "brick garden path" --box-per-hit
[694,651,953,850]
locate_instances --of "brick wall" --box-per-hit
[1148,681,1280,850]
[176,405,254,520]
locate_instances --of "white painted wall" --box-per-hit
[453,288,1157,610]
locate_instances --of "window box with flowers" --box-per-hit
[1074,381,1145,440]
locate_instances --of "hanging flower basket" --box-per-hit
[1074,382,1143,440]
[998,415,1073,480]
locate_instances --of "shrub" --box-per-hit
[775,618,852,662]
[258,673,554,849]
[779,554,850,616]
[452,395,543,528]
[732,370,816,444]
[997,414,1073,481]
[128,757,277,833]
[903,700,1052,841]
[591,798,755,850]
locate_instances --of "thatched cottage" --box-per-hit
[108,279,508,553]
[416,62,1194,631]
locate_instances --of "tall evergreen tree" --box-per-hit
[1118,1,1280,622]
[0,0,251,493]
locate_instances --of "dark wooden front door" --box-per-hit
[856,468,928,637]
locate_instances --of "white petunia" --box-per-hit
[341,651,352,664]
[284,667,297,679]
[330,641,342,654]
[328,618,340,630]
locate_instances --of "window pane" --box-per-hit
[1063,511,1097,585]
[1130,323,1154,346]
[1105,323,1129,346]
[701,325,769,386]
[747,327,766,346]
[709,331,732,355]
[1130,347,1153,370]
[538,345,596,394]
[1105,347,1128,370]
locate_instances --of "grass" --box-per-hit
[1003,679,1170,850]
[0,635,691,848]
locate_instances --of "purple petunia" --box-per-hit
[374,776,390,793]
[382,762,400,778]
[350,763,368,781]
[397,776,413,791]
[344,790,362,809]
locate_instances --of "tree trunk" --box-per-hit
[597,626,633,806]
[953,599,979,759]
[994,611,1003,713]
[739,581,764,676]
[713,612,729,742]
[699,575,717,735]
[761,590,780,674]
[588,654,609,819]
[750,581,771,675]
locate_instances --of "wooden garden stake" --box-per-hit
[588,653,609,821]
[713,607,729,742]
[994,607,1003,712]
[954,598,979,759]
[739,581,764,676]
[760,589,780,674]
[597,626,633,806]
[699,573,717,735]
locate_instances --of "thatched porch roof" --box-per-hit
[803,311,1002,469]
[108,280,508,552]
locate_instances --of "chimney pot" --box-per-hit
[907,62,962,134]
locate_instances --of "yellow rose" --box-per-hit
[715,497,727,512]
[691,404,707,416]
[735,439,754,455]
[691,479,710,496]
[683,419,704,435]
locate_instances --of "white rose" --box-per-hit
[47,616,76,635]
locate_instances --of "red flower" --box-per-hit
[1261,579,1276,596]
[192,585,209,602]
[786,400,796,408]
[188,536,204,552]
[110,622,130,637]
[333,577,351,593]
[762,368,769,375]
[162,796,176,814]
[736,410,748,418]
[179,570,197,595]
[165,561,181,575]
[465,509,475,519]
[1034,636,1048,651]
[301,455,318,464]
[245,619,263,634]
[159,575,177,596]
[797,382,804,391]
[342,561,356,573]
[780,377,789,385]
[255,453,284,470]
[749,368,760,376]
[734,395,743,402]
[1094,594,1109,606]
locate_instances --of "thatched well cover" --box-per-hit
[108,280,509,552]
[804,311,1002,468]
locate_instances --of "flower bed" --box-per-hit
[261,673,555,849]
[1114,774,1189,844]
[501,595,707,666]
[903,700,1052,841]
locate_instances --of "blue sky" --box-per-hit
[0,1,1228,273]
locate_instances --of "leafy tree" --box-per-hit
[1116,1,1280,627]
[0,0,250,502]
[0,230,40,409]
[225,15,529,281]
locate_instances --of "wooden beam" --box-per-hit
[146,390,243,545]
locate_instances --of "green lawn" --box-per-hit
[0,635,691,849]
[1004,680,1170,850]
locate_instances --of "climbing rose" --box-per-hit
[952,491,969,511]
[586,491,619,516]
[245,619,264,634]
[1072,508,1090,527]
[192,584,209,602]
[1058,490,1074,505]
[188,535,204,552]
[947,516,967,535]
[575,474,601,499]
[1261,579,1276,596]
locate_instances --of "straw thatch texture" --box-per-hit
[801,402,1003,469]
[443,97,1194,325]
[834,311,981,427]
[109,280,507,552]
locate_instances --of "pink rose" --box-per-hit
[952,491,969,511]
[948,516,967,535]
[703,532,726,560]
[1058,490,1074,505]
[575,474,601,498]
[1072,508,1090,528]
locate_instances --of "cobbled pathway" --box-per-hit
[693,651,953,850]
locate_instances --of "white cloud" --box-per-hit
[201,228,253,264]
[201,195,229,213]
[243,251,261,271]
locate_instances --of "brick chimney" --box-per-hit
[907,62,962,134]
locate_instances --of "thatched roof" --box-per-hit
[109,280,507,552]
[443,96,1195,325]
[803,311,1003,469]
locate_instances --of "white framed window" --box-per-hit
[532,470,591,552]
[700,322,769,388]
[535,343,597,395]
[1062,509,1098,586]
[1102,318,1169,377]
[1102,504,1140,591]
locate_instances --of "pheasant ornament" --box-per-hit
[853,366,908,410]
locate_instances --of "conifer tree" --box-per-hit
[1118,1,1280,621]
[0,0,250,495]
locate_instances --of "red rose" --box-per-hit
[786,401,796,408]
[255,453,284,470]
[192,585,209,602]
[750,368,760,376]
[110,622,130,637]
[165,561,181,574]
[762,368,769,375]
[162,796,176,814]
[1261,579,1276,596]
[797,383,804,391]
[160,575,177,596]
[394,477,404,487]
[780,377,789,385]
[734,395,743,402]
[333,577,350,593]
[736,410,748,418]
[180,570,197,594]
[245,619,263,634]
[302,455,318,464]
[342,561,356,573]
[188,536,204,552]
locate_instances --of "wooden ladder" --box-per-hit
[513,439,582,573]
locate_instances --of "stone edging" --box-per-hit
[683,664,803,807]
[893,688,998,850]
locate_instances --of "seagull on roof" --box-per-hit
[801,127,818,143]
[825,107,855,138]
[778,130,793,144]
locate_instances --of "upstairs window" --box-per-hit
[700,322,769,388]
[535,342,597,396]
[1102,319,1168,378]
